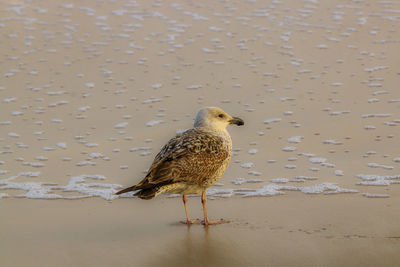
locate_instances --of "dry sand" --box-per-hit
[1,0,400,266]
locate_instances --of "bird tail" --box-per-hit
[115,185,137,195]
[134,188,159,200]
[115,185,159,200]
[116,177,168,199]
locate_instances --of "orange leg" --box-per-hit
[201,190,228,226]
[182,195,200,225]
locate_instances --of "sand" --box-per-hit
[2,195,400,267]
[1,0,400,266]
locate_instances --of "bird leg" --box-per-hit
[181,195,200,225]
[201,190,228,226]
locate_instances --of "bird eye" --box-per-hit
[218,114,224,118]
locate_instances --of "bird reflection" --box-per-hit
[147,225,247,267]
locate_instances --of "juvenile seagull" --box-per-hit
[116,107,244,225]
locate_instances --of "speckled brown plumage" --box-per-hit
[116,107,244,225]
[116,128,231,198]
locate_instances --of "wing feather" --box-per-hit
[135,128,230,189]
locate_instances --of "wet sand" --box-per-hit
[1,195,400,267]
[1,0,400,266]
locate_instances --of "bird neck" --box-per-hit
[195,125,228,134]
[194,119,229,131]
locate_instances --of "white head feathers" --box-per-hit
[193,107,244,131]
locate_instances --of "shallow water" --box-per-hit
[1,0,399,201]
[2,2,400,266]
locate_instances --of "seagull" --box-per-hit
[116,107,244,225]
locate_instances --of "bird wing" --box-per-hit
[135,128,230,189]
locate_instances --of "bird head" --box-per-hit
[194,107,244,131]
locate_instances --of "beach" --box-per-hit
[1,0,400,265]
[2,195,400,266]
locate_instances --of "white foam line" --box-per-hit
[232,177,263,185]
[356,174,400,186]
[1,172,360,200]
[168,183,358,198]
[0,174,121,200]
[362,193,389,198]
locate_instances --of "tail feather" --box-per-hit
[134,188,159,200]
[116,186,158,199]
[116,179,172,198]
[115,185,137,195]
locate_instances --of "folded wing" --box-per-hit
[116,128,230,198]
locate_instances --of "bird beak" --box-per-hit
[229,117,244,126]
